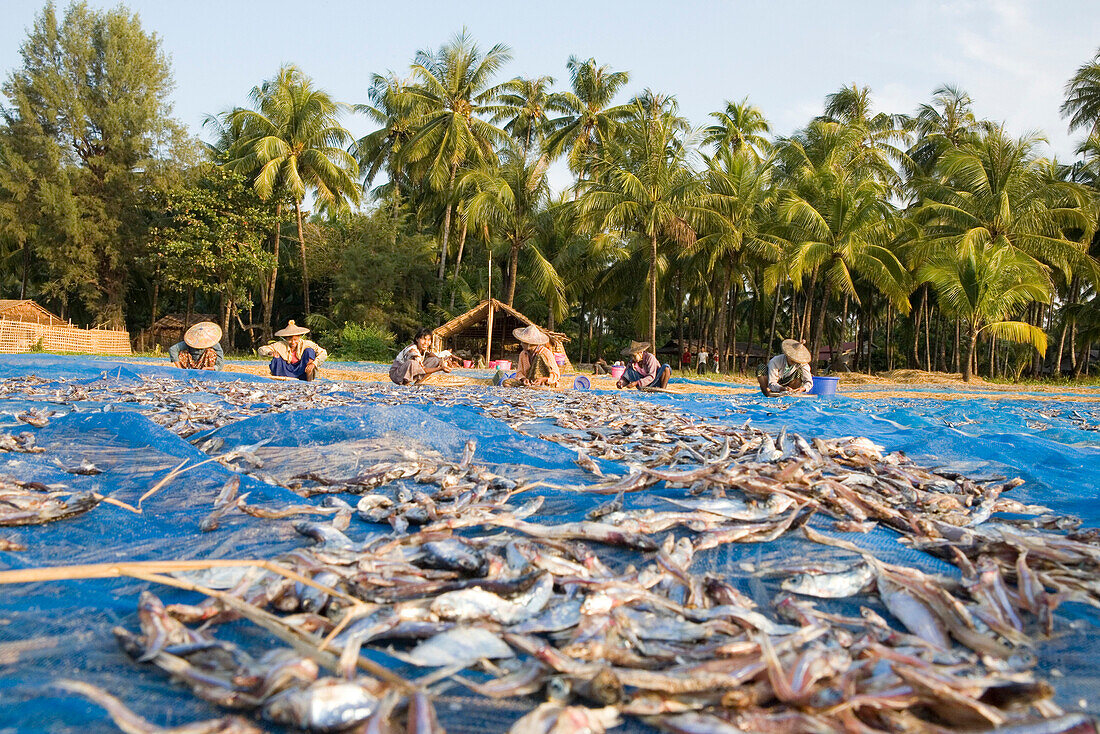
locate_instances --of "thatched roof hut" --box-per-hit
[139,313,218,351]
[432,299,573,371]
[0,300,66,325]
[0,300,130,355]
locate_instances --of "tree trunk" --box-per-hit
[262,203,282,342]
[954,316,961,374]
[714,266,733,373]
[150,275,160,330]
[768,284,781,356]
[886,303,893,371]
[988,333,996,379]
[810,284,829,372]
[20,239,29,299]
[295,199,310,316]
[184,287,194,343]
[965,323,978,382]
[449,221,469,310]
[676,272,685,369]
[506,241,520,307]
[578,295,587,364]
[648,232,658,354]
[743,286,759,373]
[437,161,459,281]
[727,279,741,374]
[912,287,925,368]
[923,287,932,372]
[596,309,604,362]
[867,304,876,375]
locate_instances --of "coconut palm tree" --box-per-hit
[353,72,423,232]
[703,98,772,162]
[1061,48,1100,136]
[919,244,1050,380]
[495,75,564,160]
[819,84,911,190]
[402,30,514,282]
[579,97,707,352]
[907,84,986,177]
[459,148,550,307]
[913,128,1096,284]
[544,56,632,191]
[227,65,360,315]
[696,148,780,371]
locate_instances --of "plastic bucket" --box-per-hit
[609,365,626,380]
[554,353,567,367]
[572,375,591,390]
[809,375,839,397]
[462,360,473,368]
[496,360,511,371]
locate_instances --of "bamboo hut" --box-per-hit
[138,313,218,351]
[432,299,573,371]
[0,300,131,355]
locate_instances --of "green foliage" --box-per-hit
[330,322,396,362]
[146,166,276,310]
[1,1,194,327]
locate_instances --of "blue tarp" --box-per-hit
[1,353,1099,731]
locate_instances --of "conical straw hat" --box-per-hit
[512,324,549,345]
[621,340,650,356]
[275,320,310,337]
[183,321,222,349]
[781,339,812,364]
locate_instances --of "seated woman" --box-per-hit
[616,340,671,390]
[756,339,813,396]
[168,322,224,370]
[499,325,560,388]
[258,320,328,381]
[390,328,451,385]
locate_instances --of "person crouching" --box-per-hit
[169,322,224,370]
[259,320,328,381]
[499,325,560,388]
[757,339,813,396]
[390,328,451,385]
[617,340,671,390]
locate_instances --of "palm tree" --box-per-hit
[919,244,1050,381]
[227,65,360,315]
[1061,48,1100,136]
[353,72,423,233]
[913,128,1096,285]
[580,97,706,352]
[403,30,513,282]
[703,98,771,162]
[696,148,780,371]
[819,84,911,190]
[460,149,551,307]
[773,127,913,362]
[495,75,563,160]
[544,56,632,192]
[907,85,985,176]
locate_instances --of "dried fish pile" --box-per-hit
[1,372,1099,731]
[0,475,100,528]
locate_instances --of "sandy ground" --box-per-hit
[116,358,1100,402]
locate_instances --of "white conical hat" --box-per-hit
[275,320,310,337]
[183,322,222,349]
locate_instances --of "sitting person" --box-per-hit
[499,325,560,388]
[168,322,224,371]
[258,320,328,381]
[593,358,611,375]
[390,328,451,385]
[616,340,671,390]
[756,339,814,396]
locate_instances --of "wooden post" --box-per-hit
[485,301,494,365]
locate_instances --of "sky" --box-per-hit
[2,0,1099,193]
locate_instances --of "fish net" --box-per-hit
[0,353,1098,732]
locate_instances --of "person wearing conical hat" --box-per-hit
[756,339,814,396]
[168,322,224,371]
[617,340,671,390]
[498,325,560,388]
[390,327,452,385]
[258,320,328,381]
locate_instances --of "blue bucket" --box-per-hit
[809,375,839,397]
[573,375,591,391]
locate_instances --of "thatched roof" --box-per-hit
[148,313,218,332]
[434,299,568,344]
[432,299,572,370]
[0,300,65,326]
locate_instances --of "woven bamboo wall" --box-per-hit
[0,318,132,355]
